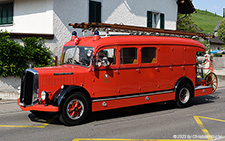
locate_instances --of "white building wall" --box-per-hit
[102,0,177,30]
[0,0,54,34]
[46,0,89,57]
[49,0,178,56]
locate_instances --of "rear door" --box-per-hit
[117,46,139,95]
[157,45,173,90]
[139,46,158,92]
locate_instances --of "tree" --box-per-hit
[0,31,55,77]
[217,18,225,43]
[177,14,202,33]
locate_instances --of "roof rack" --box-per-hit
[69,22,211,38]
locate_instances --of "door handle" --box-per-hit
[115,70,119,74]
[136,68,140,73]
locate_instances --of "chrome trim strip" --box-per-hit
[195,86,212,90]
[92,90,174,102]
[19,102,25,107]
[26,69,38,75]
[97,64,196,71]
[54,72,74,75]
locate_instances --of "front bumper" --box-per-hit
[17,98,59,112]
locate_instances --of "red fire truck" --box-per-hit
[18,23,215,125]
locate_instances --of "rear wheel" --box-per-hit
[176,83,193,108]
[59,92,90,125]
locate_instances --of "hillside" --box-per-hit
[192,9,223,34]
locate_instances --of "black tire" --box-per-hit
[59,92,90,126]
[175,83,193,108]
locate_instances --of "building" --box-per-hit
[210,37,225,51]
[0,0,195,56]
[212,21,225,51]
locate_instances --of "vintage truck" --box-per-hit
[18,23,214,125]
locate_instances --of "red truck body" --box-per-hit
[18,34,212,125]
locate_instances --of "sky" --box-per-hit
[192,0,225,16]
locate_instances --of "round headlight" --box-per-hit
[41,91,47,101]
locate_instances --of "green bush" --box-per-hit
[214,54,222,57]
[0,31,55,77]
[22,37,54,68]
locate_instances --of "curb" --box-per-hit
[218,75,225,81]
[0,91,19,100]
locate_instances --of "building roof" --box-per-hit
[177,0,196,14]
[210,37,225,45]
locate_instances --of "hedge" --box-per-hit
[0,31,55,77]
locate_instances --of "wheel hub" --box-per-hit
[66,99,84,120]
[179,88,190,104]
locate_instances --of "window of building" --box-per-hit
[147,11,164,29]
[89,1,101,23]
[0,2,13,25]
[120,48,137,64]
[141,47,156,63]
[160,13,165,29]
[152,13,158,28]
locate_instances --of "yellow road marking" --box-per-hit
[73,138,207,141]
[193,116,213,140]
[0,125,46,128]
[195,116,225,123]
[0,116,56,128]
[194,116,225,140]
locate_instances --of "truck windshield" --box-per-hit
[61,46,94,67]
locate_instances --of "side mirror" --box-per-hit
[92,58,95,71]
[55,56,58,66]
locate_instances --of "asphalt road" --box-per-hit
[1,84,225,141]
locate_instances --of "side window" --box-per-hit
[120,48,137,64]
[97,48,116,65]
[141,47,156,63]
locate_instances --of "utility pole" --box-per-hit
[223,8,225,18]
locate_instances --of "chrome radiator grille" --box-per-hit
[20,69,39,106]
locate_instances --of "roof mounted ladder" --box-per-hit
[69,22,210,38]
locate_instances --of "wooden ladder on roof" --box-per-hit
[69,22,211,38]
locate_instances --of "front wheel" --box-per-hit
[176,83,193,108]
[59,92,90,125]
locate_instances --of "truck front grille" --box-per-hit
[20,69,39,106]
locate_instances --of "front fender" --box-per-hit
[53,85,83,107]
